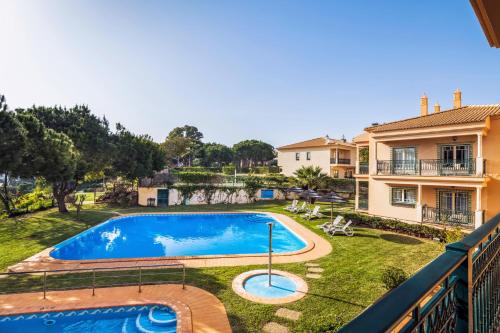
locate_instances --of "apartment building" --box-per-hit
[277,136,356,178]
[354,90,500,229]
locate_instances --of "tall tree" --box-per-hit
[0,95,27,214]
[232,140,275,168]
[19,105,111,212]
[202,143,233,166]
[15,113,77,212]
[111,123,164,180]
[166,125,204,166]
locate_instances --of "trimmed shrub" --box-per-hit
[222,165,236,175]
[341,212,464,242]
[381,266,408,290]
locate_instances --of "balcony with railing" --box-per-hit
[376,159,480,176]
[358,162,369,174]
[330,158,351,165]
[422,206,475,228]
[339,213,499,332]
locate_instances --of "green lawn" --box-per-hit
[0,201,443,332]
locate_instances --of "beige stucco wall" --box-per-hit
[483,117,500,220]
[374,135,478,161]
[138,187,284,206]
[366,181,479,223]
[277,147,331,176]
[138,187,160,206]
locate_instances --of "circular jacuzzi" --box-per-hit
[232,269,308,304]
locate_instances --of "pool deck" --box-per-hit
[8,212,332,272]
[0,284,232,333]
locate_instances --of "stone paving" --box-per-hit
[263,321,290,333]
[275,308,302,321]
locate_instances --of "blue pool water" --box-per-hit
[50,213,306,260]
[0,305,176,333]
[244,274,297,298]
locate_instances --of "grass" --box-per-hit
[0,201,443,332]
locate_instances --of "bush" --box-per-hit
[222,165,236,175]
[381,266,408,290]
[341,212,464,242]
[174,171,223,184]
[443,227,464,243]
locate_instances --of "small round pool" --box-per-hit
[243,274,297,298]
[232,269,308,304]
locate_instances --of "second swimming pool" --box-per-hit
[50,213,307,260]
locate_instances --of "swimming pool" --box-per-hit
[50,213,307,260]
[0,305,177,333]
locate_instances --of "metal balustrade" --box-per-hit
[0,263,185,298]
[376,159,479,176]
[359,162,369,174]
[339,213,500,333]
[422,206,475,228]
[331,158,351,165]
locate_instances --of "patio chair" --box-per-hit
[328,220,354,236]
[302,205,324,220]
[318,215,344,230]
[293,202,308,213]
[285,199,298,212]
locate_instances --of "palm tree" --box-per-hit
[292,166,329,190]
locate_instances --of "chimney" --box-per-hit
[420,94,428,116]
[434,102,441,113]
[453,89,462,108]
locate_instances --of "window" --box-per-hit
[332,169,339,178]
[345,170,353,178]
[295,152,300,161]
[306,152,311,160]
[391,187,416,206]
[392,147,416,174]
[438,191,470,213]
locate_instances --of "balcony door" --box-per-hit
[440,144,471,174]
[437,190,472,225]
[393,147,416,174]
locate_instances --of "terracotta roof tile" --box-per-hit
[366,105,500,133]
[277,137,354,150]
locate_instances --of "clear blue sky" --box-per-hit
[1,0,498,147]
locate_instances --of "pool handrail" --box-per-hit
[0,262,186,299]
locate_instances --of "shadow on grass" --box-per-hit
[379,233,423,245]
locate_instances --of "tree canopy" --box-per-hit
[292,166,329,190]
[232,140,275,168]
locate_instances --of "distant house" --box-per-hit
[353,89,500,229]
[277,136,356,179]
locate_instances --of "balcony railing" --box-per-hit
[377,159,478,176]
[339,213,500,332]
[359,162,369,174]
[422,206,475,228]
[331,158,351,165]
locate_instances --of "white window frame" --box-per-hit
[391,187,417,206]
[295,152,300,161]
[306,152,311,160]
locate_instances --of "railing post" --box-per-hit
[445,242,472,332]
[92,269,96,296]
[182,266,186,290]
[43,271,47,299]
[138,267,142,293]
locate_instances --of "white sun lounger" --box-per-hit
[328,220,354,236]
[293,202,308,213]
[285,199,298,212]
[319,215,344,230]
[302,205,324,220]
